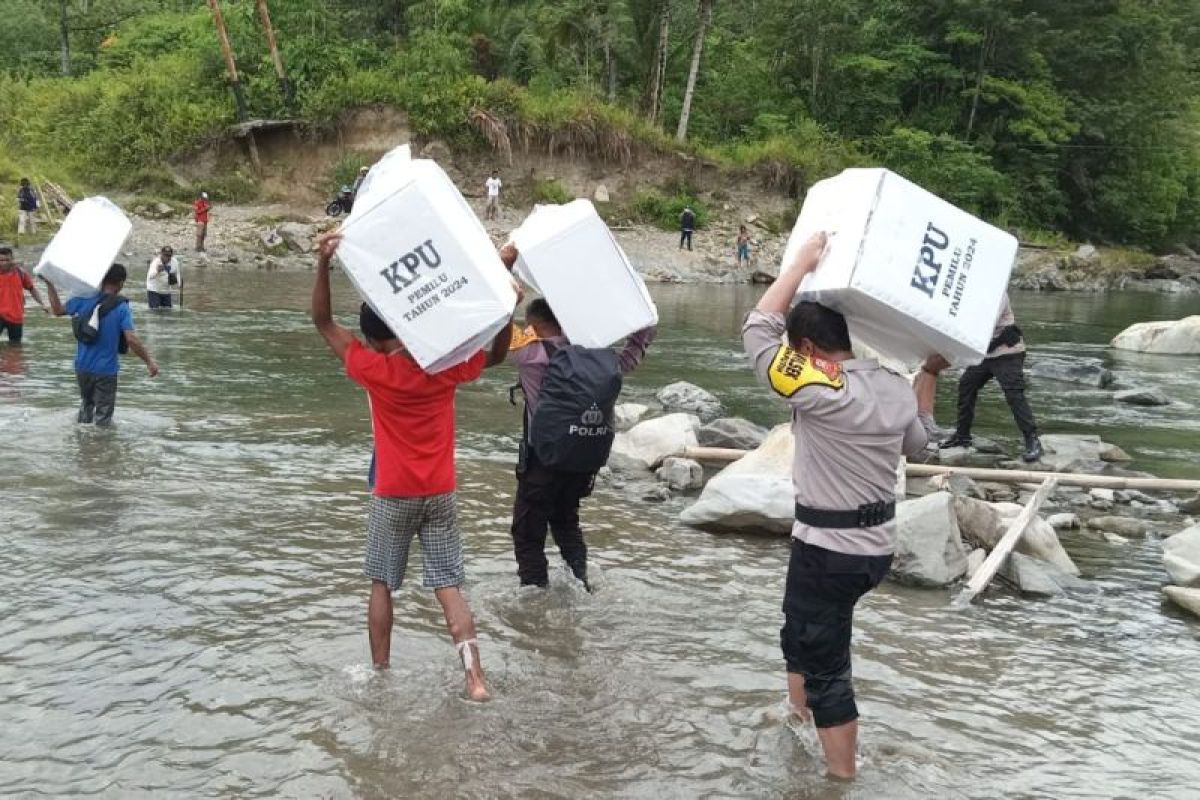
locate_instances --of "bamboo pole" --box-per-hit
[957,478,1057,604]
[678,447,1200,492]
[255,0,293,108]
[207,0,248,122]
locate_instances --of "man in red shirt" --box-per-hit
[311,231,514,701]
[193,191,211,253]
[0,246,49,344]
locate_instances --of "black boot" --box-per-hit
[1022,434,1044,463]
[939,433,973,450]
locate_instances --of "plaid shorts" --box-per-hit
[364,493,466,591]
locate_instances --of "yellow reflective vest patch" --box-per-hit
[767,346,845,398]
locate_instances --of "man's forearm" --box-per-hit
[311,253,334,326]
[126,334,155,367]
[44,281,65,316]
[486,321,515,367]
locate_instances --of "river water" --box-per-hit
[2,274,1199,799]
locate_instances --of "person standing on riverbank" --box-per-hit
[310,231,513,700]
[743,231,931,780]
[680,207,696,251]
[145,246,180,310]
[43,264,159,425]
[736,224,753,268]
[484,170,502,220]
[0,247,49,343]
[16,179,39,242]
[939,295,1044,462]
[491,243,656,591]
[193,192,211,253]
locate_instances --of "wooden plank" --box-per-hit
[957,478,1057,604]
[681,446,746,464]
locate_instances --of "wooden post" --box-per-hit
[957,478,1057,604]
[255,0,293,108]
[207,0,249,122]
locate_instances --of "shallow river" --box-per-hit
[2,274,1199,799]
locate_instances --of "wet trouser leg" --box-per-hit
[548,472,594,583]
[954,362,993,438]
[92,375,118,426]
[989,352,1038,438]
[511,464,554,587]
[76,371,95,424]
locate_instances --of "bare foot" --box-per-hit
[457,640,490,702]
[465,670,491,702]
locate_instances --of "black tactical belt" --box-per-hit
[795,500,895,529]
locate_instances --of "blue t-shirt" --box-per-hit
[65,293,134,376]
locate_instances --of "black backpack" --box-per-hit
[525,342,623,473]
[72,294,129,353]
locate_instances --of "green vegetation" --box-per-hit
[1,1,1198,249]
[632,190,708,231]
[531,178,573,205]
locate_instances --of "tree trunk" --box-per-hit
[675,0,714,142]
[59,0,71,76]
[646,0,671,125]
[965,28,991,141]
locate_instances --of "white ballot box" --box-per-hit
[337,148,517,373]
[782,168,1018,366]
[511,199,658,348]
[35,197,133,296]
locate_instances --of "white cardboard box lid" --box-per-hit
[34,196,133,295]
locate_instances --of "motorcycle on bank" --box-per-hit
[325,185,355,217]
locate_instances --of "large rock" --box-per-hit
[1163,586,1200,618]
[608,413,700,472]
[698,417,769,451]
[953,496,1079,575]
[1162,525,1200,587]
[1087,516,1157,538]
[1037,434,1108,472]
[1001,553,1093,598]
[1111,316,1200,355]
[891,492,969,587]
[656,382,723,420]
[680,425,795,534]
[277,221,315,253]
[657,457,704,492]
[258,228,289,256]
[614,402,651,431]
[593,184,610,204]
[1026,358,1116,389]
[1114,388,1171,407]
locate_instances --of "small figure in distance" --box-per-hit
[0,246,50,344]
[193,191,211,253]
[310,230,517,701]
[680,206,696,251]
[43,263,159,426]
[484,170,502,221]
[16,178,40,243]
[145,246,180,310]
[736,224,753,268]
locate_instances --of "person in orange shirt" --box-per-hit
[0,247,49,344]
[193,192,212,253]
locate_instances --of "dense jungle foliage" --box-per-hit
[1,0,1198,247]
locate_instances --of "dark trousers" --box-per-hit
[76,371,118,426]
[680,229,693,250]
[955,351,1037,439]
[511,456,595,587]
[0,318,23,343]
[147,291,173,309]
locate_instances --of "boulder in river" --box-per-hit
[966,548,987,579]
[680,424,794,534]
[656,382,724,421]
[1046,512,1081,530]
[698,417,769,451]
[657,457,704,492]
[1114,388,1171,407]
[1026,358,1115,389]
[1001,553,1094,598]
[892,492,969,587]
[608,413,700,472]
[1110,316,1200,355]
[1086,516,1157,538]
[1037,434,1115,472]
[954,496,1080,575]
[614,402,651,431]
[1162,525,1200,587]
[1163,586,1200,618]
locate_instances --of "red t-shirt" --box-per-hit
[0,268,34,324]
[345,340,485,497]
[194,199,211,224]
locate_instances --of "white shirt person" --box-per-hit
[484,173,502,219]
[145,247,180,309]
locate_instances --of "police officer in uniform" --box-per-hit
[939,294,1043,462]
[743,231,931,779]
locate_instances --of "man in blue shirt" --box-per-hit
[43,264,159,425]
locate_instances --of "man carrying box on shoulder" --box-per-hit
[743,231,932,780]
[311,231,516,701]
[489,243,656,592]
[43,264,159,426]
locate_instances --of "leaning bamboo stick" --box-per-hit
[678,447,1200,492]
[957,478,1057,604]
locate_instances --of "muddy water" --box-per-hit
[2,273,1199,798]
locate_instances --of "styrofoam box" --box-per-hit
[782,168,1018,366]
[511,199,658,348]
[336,149,517,373]
[35,197,133,296]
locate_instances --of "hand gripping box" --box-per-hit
[336,148,517,373]
[35,197,133,296]
[782,168,1018,366]
[511,199,658,348]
